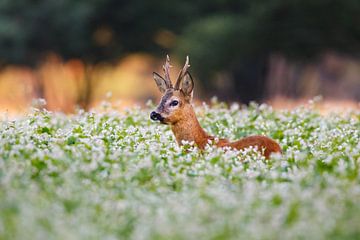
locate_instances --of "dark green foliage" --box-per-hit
[1,0,359,65]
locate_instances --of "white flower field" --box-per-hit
[0,100,359,240]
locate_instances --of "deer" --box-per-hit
[150,55,281,159]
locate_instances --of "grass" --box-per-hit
[0,99,359,240]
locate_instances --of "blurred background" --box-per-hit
[0,0,359,113]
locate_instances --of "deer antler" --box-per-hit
[175,56,190,90]
[163,55,173,89]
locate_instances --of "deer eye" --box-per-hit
[170,100,179,107]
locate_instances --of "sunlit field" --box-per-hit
[1,100,359,240]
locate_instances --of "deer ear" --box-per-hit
[153,72,168,93]
[180,71,194,97]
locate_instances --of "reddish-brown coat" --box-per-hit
[170,103,281,159]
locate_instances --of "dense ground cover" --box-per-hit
[0,100,359,240]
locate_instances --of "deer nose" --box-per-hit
[150,111,161,121]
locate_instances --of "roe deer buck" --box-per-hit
[150,55,281,159]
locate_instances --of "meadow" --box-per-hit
[0,99,359,240]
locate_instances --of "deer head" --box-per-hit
[150,55,194,125]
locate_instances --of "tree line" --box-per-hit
[1,0,359,104]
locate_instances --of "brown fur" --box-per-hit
[168,100,281,159]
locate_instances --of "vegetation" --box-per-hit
[0,100,359,239]
[1,0,359,101]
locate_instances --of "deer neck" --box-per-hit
[170,105,210,148]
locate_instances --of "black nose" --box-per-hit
[150,111,161,121]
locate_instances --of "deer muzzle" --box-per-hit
[150,111,164,122]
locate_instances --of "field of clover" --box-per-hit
[0,99,359,240]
